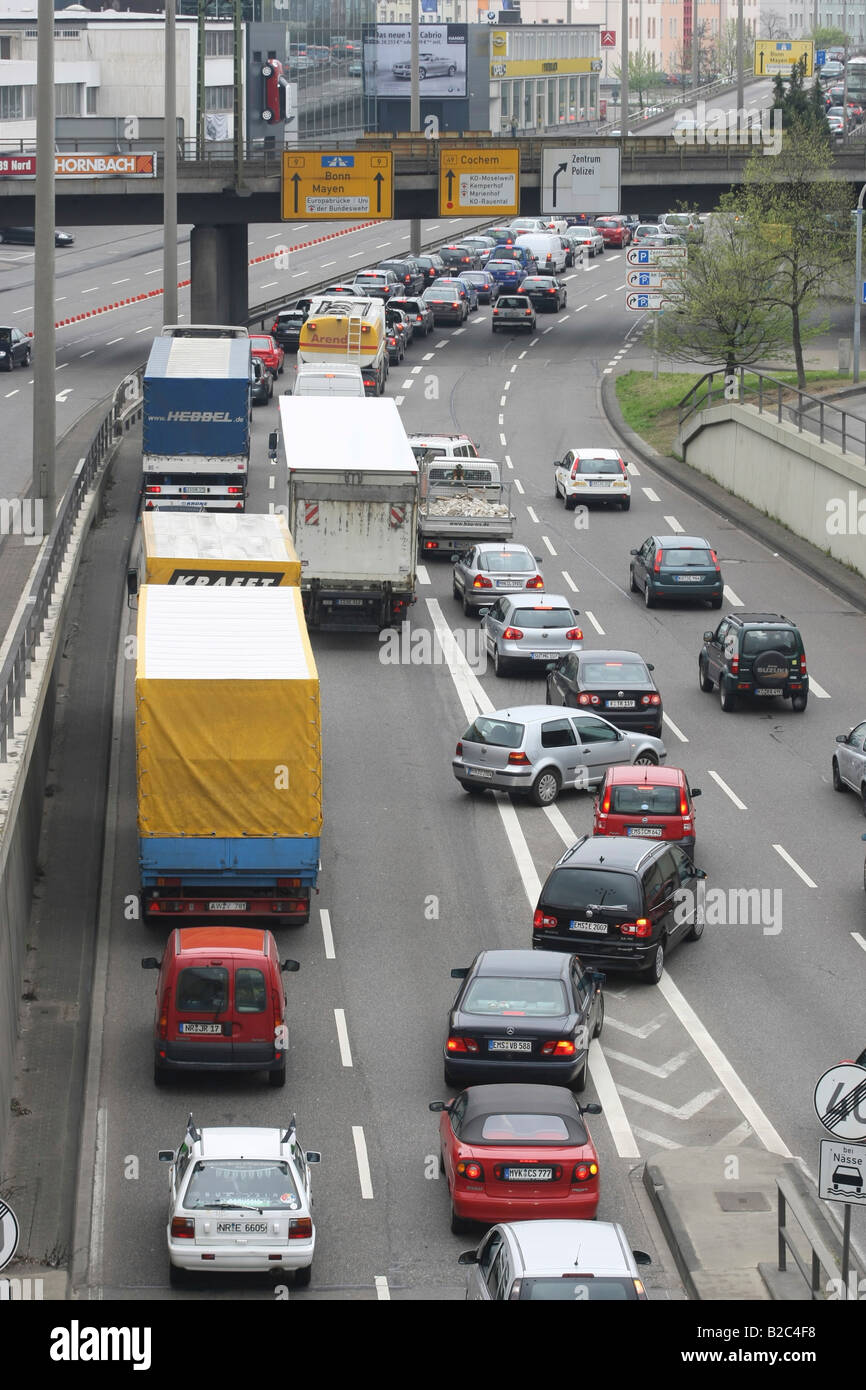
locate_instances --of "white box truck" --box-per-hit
[278,396,419,630]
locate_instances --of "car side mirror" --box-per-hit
[633,1250,652,1267]
[281,959,301,972]
[158,1150,174,1163]
[268,430,278,453]
[141,957,160,970]
[478,605,493,616]
[836,733,847,743]
[629,548,639,556]
[580,1102,602,1115]
[305,1151,322,1164]
[553,459,561,468]
[127,569,139,601]
[458,1250,479,1266]
[592,971,606,987]
[283,386,292,395]
[429,1101,448,1112]
[646,663,654,671]
[450,967,469,979]
[450,554,460,564]
[691,788,701,798]
[703,631,714,643]
[694,867,707,879]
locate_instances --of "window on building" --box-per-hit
[501,81,510,119]
[86,86,97,115]
[0,84,23,119]
[205,85,234,111]
[55,83,80,117]
[205,30,234,57]
[547,78,555,126]
[0,35,11,60]
[524,78,534,127]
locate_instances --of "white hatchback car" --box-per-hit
[554,447,632,511]
[159,1115,320,1287]
[460,1219,651,1300]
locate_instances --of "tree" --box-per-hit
[770,61,830,142]
[761,11,790,40]
[721,126,854,387]
[656,213,793,377]
[810,25,848,48]
[716,20,739,82]
[612,49,662,110]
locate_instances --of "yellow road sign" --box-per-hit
[281,150,393,221]
[753,39,813,78]
[439,146,519,218]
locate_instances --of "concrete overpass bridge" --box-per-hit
[3,135,862,321]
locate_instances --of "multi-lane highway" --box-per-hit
[3,197,864,1302]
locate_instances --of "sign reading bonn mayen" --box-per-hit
[0,153,158,178]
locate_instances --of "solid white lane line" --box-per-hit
[542,535,556,556]
[662,711,689,743]
[590,1039,641,1159]
[809,677,831,699]
[514,479,525,495]
[526,506,539,523]
[723,584,744,607]
[561,571,578,593]
[663,515,684,533]
[352,1126,374,1199]
[320,908,335,960]
[659,974,791,1156]
[707,769,747,810]
[375,1275,391,1300]
[334,1008,353,1066]
[585,610,605,635]
[642,487,660,502]
[772,844,817,888]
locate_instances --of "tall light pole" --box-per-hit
[853,183,866,383]
[692,0,699,89]
[620,0,628,132]
[163,0,178,326]
[33,0,55,517]
[410,0,421,254]
[736,0,744,113]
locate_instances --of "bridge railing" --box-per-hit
[0,369,144,762]
[678,367,866,463]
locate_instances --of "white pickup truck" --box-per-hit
[417,457,516,554]
[553,447,632,512]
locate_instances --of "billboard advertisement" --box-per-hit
[363,24,467,99]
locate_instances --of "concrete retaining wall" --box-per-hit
[676,402,866,581]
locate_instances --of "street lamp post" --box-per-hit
[853,183,866,383]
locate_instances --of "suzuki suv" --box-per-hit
[698,613,809,713]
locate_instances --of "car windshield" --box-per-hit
[608,785,681,814]
[519,1278,638,1301]
[463,717,524,749]
[741,629,798,655]
[580,660,650,686]
[0,329,12,342]
[511,607,574,628]
[463,977,568,1015]
[250,337,271,349]
[478,549,534,571]
[575,457,622,474]
[661,547,713,566]
[480,1113,571,1142]
[544,866,641,914]
[183,1159,300,1212]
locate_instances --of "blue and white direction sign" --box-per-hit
[626,292,664,311]
[626,245,688,266]
[814,1064,866,1140]
[861,280,866,306]
[626,269,672,289]
[818,1138,866,1205]
[816,49,826,66]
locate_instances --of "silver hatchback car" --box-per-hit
[479,593,583,677]
[452,542,544,617]
[452,705,667,806]
[460,1220,651,1301]
[833,720,866,811]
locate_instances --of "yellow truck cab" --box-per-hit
[297,295,388,396]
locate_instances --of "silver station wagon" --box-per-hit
[452,705,667,806]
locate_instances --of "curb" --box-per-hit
[600,372,866,615]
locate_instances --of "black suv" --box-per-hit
[377,258,425,295]
[532,836,706,984]
[270,299,313,352]
[698,612,809,713]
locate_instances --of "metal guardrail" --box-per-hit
[678,367,866,464]
[773,1173,864,1299]
[0,369,144,762]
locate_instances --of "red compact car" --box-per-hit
[430,1083,601,1233]
[593,764,701,853]
[250,333,285,378]
[594,216,631,248]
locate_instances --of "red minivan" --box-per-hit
[142,927,299,1088]
[593,765,701,853]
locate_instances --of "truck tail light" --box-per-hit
[533,909,556,929]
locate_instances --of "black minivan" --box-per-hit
[533,835,706,984]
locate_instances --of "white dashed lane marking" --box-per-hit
[643,487,660,502]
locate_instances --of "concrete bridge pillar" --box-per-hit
[189,223,249,325]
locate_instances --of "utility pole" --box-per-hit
[843,0,849,142]
[410,0,421,254]
[33,0,55,518]
[620,0,628,132]
[736,0,744,113]
[163,0,178,326]
[233,0,245,192]
[196,0,206,160]
[692,0,699,89]
[853,182,865,383]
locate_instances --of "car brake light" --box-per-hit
[526,575,544,589]
[730,649,739,674]
[548,287,556,293]
[457,1160,484,1180]
[640,693,661,705]
[680,796,688,815]
[492,308,499,314]
[525,308,532,315]
[501,626,524,640]
[654,549,662,574]
[533,909,556,928]
[540,1040,575,1056]
[171,1217,195,1239]
[508,751,531,765]
[145,486,161,495]
[710,548,720,571]
[157,1009,168,1040]
[601,789,611,813]
[572,1162,598,1181]
[472,575,493,589]
[621,918,652,938]
[289,1218,313,1240]
[446,1036,479,1054]
[578,692,600,706]
[566,627,583,640]
[800,652,807,675]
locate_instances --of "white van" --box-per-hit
[291,362,366,397]
[514,232,567,275]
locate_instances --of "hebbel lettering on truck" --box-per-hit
[141,336,252,512]
[138,513,302,588]
[135,584,321,926]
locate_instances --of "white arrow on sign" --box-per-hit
[625,292,664,311]
[626,245,688,266]
[814,1064,866,1140]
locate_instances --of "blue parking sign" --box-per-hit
[638,249,649,262]
[862,281,866,305]
[816,49,826,65]
[637,295,648,308]
[638,272,650,285]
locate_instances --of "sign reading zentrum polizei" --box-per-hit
[540,147,620,216]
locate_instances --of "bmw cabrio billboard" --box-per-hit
[363,24,467,99]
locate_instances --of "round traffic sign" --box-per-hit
[814,1064,866,1139]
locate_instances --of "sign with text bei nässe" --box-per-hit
[541,147,620,216]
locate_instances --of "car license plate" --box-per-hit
[181,487,208,495]
[336,598,364,606]
[488,1039,532,1052]
[606,700,635,709]
[495,580,520,588]
[468,768,494,779]
[755,688,783,696]
[570,920,608,933]
[587,480,610,487]
[530,652,550,660]
[674,575,703,582]
[504,1166,553,1181]
[179,1022,223,1034]
[626,826,664,837]
[216,1221,269,1234]
[208,901,245,911]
